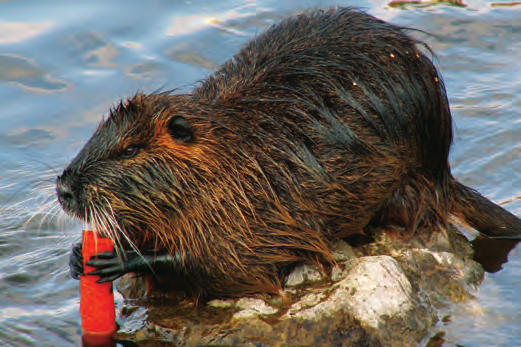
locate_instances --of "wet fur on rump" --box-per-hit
[58,7,520,299]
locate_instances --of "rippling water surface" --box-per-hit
[0,1,519,346]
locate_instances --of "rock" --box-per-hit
[396,248,484,304]
[281,256,435,346]
[337,256,412,327]
[331,262,350,281]
[207,299,234,308]
[233,297,278,319]
[330,239,356,261]
[285,263,325,287]
[286,292,327,315]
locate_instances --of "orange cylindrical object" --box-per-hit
[80,230,117,336]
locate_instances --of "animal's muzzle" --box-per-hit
[56,173,78,215]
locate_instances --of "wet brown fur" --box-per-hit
[57,8,521,299]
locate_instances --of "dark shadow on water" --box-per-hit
[471,235,520,273]
[82,333,116,347]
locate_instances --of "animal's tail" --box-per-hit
[450,179,521,238]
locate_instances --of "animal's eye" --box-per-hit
[121,146,140,159]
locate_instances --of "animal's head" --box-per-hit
[56,93,206,250]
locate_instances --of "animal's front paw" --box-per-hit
[69,242,84,280]
[86,250,154,283]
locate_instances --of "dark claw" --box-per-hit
[88,251,119,259]
[87,254,128,283]
[96,274,122,283]
[69,242,84,280]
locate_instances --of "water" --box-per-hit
[0,1,519,346]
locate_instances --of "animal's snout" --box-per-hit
[56,173,79,215]
[56,176,75,204]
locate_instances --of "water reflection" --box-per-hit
[0,54,69,92]
[165,3,256,36]
[0,22,53,44]
[70,31,119,68]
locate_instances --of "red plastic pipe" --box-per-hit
[80,230,117,341]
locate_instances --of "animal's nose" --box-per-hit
[56,176,75,204]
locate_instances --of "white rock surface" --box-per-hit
[286,256,412,328]
[233,297,278,319]
[285,263,324,287]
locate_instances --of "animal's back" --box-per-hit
[194,7,454,237]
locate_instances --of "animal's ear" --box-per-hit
[167,115,193,143]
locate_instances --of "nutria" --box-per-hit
[57,7,521,299]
